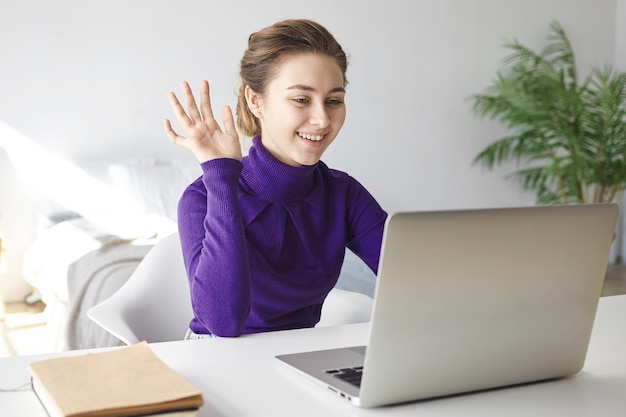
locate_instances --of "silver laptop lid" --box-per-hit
[359,203,618,407]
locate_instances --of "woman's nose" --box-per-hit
[309,104,330,127]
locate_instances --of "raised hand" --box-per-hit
[163,80,242,163]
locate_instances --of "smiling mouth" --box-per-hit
[298,132,325,142]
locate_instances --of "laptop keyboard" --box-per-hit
[325,366,363,388]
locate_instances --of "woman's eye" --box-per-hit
[293,97,309,104]
[326,98,344,106]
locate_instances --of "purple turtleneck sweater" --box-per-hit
[177,137,387,337]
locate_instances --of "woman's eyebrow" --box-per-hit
[286,84,345,94]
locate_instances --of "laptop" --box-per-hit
[276,204,618,408]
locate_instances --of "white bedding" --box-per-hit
[20,158,197,351]
[23,213,177,351]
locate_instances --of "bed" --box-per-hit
[21,158,198,351]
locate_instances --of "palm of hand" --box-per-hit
[164,80,242,163]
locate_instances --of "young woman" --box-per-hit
[164,19,387,338]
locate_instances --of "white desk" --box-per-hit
[2,295,626,416]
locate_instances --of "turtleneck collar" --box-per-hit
[240,136,318,202]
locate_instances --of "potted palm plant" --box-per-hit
[471,20,626,204]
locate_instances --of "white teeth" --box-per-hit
[298,132,324,141]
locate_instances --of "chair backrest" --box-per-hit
[89,232,373,345]
[88,232,192,345]
[317,288,373,327]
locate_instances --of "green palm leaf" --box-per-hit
[471,20,626,204]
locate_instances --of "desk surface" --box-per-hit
[2,295,626,416]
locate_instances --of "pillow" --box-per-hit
[108,159,200,220]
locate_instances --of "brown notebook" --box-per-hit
[28,341,203,417]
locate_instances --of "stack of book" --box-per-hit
[28,341,203,417]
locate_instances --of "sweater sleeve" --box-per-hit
[345,176,388,274]
[177,158,250,337]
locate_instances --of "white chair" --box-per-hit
[88,232,373,345]
[317,288,373,327]
[87,232,193,345]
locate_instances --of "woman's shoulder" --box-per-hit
[317,160,352,182]
[317,160,369,191]
[314,161,382,211]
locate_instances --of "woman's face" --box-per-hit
[250,53,346,167]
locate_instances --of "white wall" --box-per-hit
[1,0,619,211]
[617,0,626,68]
[0,0,620,298]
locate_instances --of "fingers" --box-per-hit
[221,105,237,136]
[162,118,180,143]
[165,81,235,151]
[167,91,192,128]
[200,80,216,123]
[167,81,217,128]
[181,81,203,123]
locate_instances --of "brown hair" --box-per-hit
[236,19,348,137]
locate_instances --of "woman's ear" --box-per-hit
[245,85,262,118]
